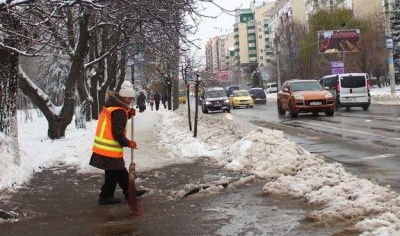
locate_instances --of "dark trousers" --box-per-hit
[100,168,129,199]
[155,102,160,110]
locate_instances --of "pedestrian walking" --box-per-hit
[90,81,145,205]
[154,91,161,110]
[162,92,167,109]
[137,91,146,112]
[149,94,155,110]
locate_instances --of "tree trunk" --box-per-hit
[0,48,20,164]
[0,49,19,136]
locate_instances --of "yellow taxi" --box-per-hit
[229,90,254,109]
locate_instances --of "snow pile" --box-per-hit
[370,86,400,105]
[0,133,27,190]
[372,93,400,105]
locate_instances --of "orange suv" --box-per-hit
[277,79,335,118]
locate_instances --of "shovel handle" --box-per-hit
[130,111,134,164]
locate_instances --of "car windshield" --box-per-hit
[233,90,249,97]
[291,81,323,91]
[340,76,366,88]
[205,90,227,98]
[250,89,265,96]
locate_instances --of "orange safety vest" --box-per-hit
[92,107,128,158]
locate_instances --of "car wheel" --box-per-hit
[362,104,369,111]
[289,102,298,118]
[202,105,208,114]
[345,106,350,111]
[277,100,286,116]
[335,98,340,111]
[250,106,253,109]
[325,110,334,116]
[226,109,231,113]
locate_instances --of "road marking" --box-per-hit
[301,122,388,138]
[360,154,396,161]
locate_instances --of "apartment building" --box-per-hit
[205,34,233,73]
[306,0,382,18]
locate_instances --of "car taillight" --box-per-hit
[336,81,340,92]
[367,80,371,91]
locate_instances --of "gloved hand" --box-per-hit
[127,108,136,119]
[128,140,137,149]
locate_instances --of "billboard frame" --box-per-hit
[318,29,361,54]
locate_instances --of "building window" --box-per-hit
[258,35,262,39]
[260,56,263,60]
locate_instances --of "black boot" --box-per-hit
[98,197,121,205]
[136,189,146,197]
[125,190,146,200]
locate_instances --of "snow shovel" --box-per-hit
[128,114,142,216]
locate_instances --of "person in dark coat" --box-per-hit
[154,92,161,110]
[136,91,146,112]
[162,92,168,109]
[90,81,145,205]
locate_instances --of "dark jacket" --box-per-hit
[154,92,161,103]
[137,92,146,107]
[90,93,131,170]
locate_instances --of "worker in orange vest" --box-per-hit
[90,80,145,205]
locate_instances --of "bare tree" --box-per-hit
[274,20,308,82]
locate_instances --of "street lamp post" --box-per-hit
[384,0,396,95]
[274,35,281,91]
[193,73,201,137]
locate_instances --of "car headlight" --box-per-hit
[205,101,211,105]
[325,93,333,98]
[224,99,229,104]
[294,94,304,100]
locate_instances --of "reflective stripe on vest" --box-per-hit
[92,107,127,158]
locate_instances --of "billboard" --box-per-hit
[318,29,360,53]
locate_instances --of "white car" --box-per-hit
[265,82,278,93]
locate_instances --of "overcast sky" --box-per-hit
[192,0,276,57]
[192,0,251,53]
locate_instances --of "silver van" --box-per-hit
[320,73,371,111]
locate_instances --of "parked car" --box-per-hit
[265,82,278,93]
[277,79,334,118]
[226,85,240,97]
[201,87,230,113]
[248,88,267,105]
[229,90,254,109]
[319,73,371,111]
[179,90,186,104]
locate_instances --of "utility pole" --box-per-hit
[384,0,396,95]
[274,35,281,91]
